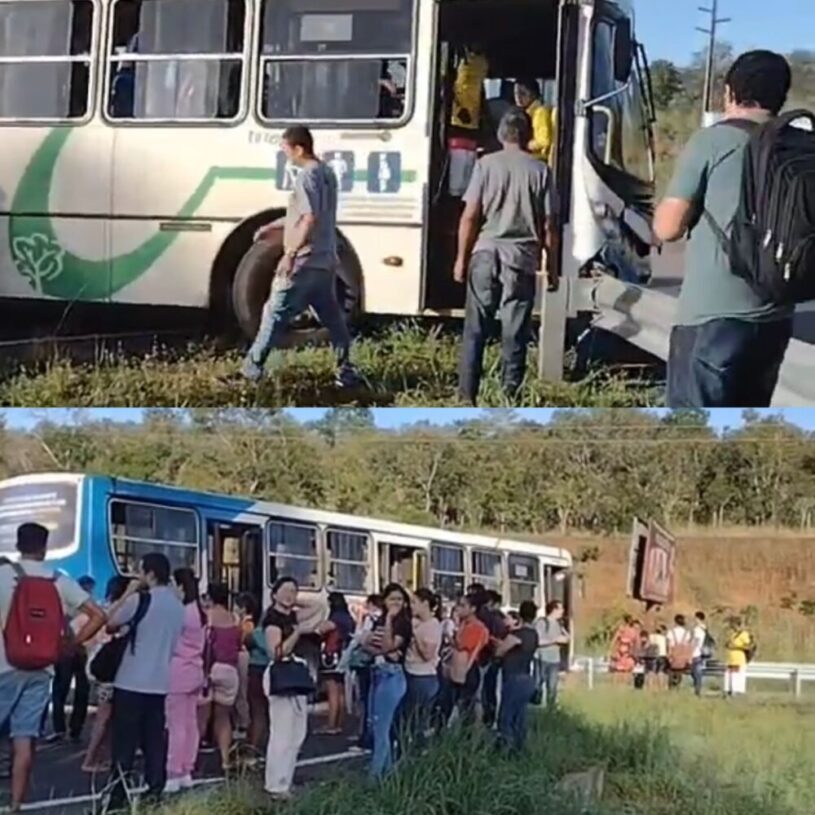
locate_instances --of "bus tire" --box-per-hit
[231,234,363,341]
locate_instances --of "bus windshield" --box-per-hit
[0,480,79,557]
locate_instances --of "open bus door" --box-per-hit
[545,563,574,669]
[206,519,265,611]
[377,537,428,593]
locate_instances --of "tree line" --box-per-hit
[1,408,813,536]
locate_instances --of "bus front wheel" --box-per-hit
[231,234,363,341]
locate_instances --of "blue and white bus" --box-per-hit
[0,472,574,634]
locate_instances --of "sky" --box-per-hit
[2,408,815,433]
[635,0,812,64]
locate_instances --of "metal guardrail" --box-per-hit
[589,274,815,407]
[572,655,815,697]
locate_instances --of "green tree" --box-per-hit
[650,59,684,110]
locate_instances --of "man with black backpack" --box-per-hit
[655,50,813,407]
[0,524,105,813]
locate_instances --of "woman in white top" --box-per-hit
[403,589,442,748]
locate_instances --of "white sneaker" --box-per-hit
[164,779,182,794]
[180,775,194,790]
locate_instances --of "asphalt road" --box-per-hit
[0,711,365,814]
[649,243,815,344]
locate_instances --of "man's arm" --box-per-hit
[73,601,106,646]
[494,632,520,658]
[453,162,484,282]
[654,131,708,243]
[60,577,106,646]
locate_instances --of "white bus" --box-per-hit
[0,0,655,348]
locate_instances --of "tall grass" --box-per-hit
[160,689,812,815]
[0,324,660,408]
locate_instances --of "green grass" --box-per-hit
[0,324,661,407]
[158,686,813,815]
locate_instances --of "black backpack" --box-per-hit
[706,111,815,305]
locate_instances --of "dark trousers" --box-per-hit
[108,689,167,810]
[667,317,792,407]
[481,663,500,727]
[402,674,439,749]
[497,673,535,751]
[52,650,90,738]
[458,250,536,405]
[439,666,480,725]
[356,667,373,749]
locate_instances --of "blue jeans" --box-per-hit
[245,261,352,378]
[497,673,535,751]
[481,662,499,727]
[667,318,792,407]
[534,659,560,707]
[369,663,406,779]
[403,673,438,748]
[458,249,536,405]
[0,670,51,739]
[691,658,705,697]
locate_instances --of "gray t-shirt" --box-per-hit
[463,149,553,273]
[110,586,184,695]
[666,114,793,326]
[535,616,566,664]
[284,160,338,271]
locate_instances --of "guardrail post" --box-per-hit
[793,669,802,699]
[587,657,595,691]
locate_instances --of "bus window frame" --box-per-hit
[470,548,504,596]
[0,0,99,126]
[254,0,419,129]
[102,0,250,128]
[507,552,540,607]
[429,541,465,601]
[325,526,370,595]
[266,517,322,589]
[108,497,200,576]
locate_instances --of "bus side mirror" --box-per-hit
[614,20,633,82]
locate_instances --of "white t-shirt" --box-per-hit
[691,624,707,659]
[667,626,691,649]
[0,559,89,675]
[405,617,442,676]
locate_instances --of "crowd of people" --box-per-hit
[0,523,571,812]
[608,611,757,697]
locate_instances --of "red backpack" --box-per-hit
[3,562,65,670]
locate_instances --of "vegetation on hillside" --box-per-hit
[651,45,815,194]
[3,407,812,533]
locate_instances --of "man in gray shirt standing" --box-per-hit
[106,553,183,809]
[454,109,558,405]
[534,601,570,708]
[244,126,359,388]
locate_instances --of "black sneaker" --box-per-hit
[335,367,365,389]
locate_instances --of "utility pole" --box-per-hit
[696,0,731,118]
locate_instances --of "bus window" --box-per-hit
[258,0,412,123]
[0,0,93,121]
[107,0,246,121]
[471,550,502,596]
[430,543,464,601]
[109,500,198,575]
[589,16,652,184]
[326,528,369,594]
[268,520,320,589]
[508,554,539,606]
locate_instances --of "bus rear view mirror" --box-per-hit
[614,19,633,82]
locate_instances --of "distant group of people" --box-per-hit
[608,611,756,697]
[0,523,573,812]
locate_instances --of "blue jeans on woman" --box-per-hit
[403,673,439,749]
[498,673,536,752]
[369,663,407,779]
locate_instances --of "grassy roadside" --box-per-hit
[0,325,660,407]
[160,687,812,815]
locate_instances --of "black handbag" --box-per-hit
[264,657,316,697]
[90,592,151,683]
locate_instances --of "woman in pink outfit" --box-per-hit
[165,568,207,794]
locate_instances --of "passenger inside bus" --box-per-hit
[425,0,559,310]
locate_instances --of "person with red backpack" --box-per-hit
[0,523,105,813]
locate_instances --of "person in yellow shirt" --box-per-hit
[724,618,753,696]
[513,78,555,164]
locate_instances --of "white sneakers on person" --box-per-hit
[164,779,182,795]
[180,775,194,790]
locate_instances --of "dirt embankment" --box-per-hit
[552,531,815,660]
